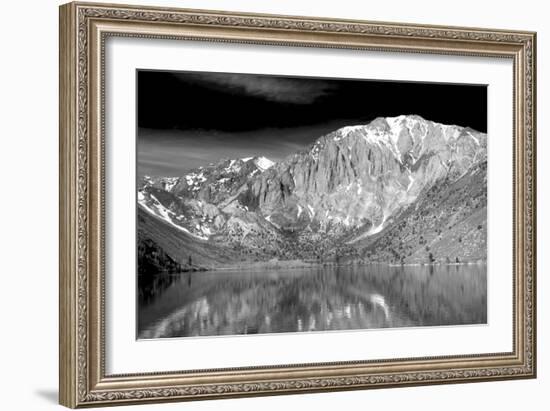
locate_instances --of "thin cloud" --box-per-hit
[171,72,335,104]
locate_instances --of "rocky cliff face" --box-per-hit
[138,115,487,267]
[251,115,485,234]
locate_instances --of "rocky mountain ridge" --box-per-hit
[138,115,487,269]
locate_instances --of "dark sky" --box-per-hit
[137,70,487,177]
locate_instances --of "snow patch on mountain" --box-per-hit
[138,192,208,240]
[255,156,275,171]
[386,115,430,146]
[369,214,387,235]
[163,178,179,192]
[407,174,415,191]
[185,171,206,190]
[386,116,406,143]
[337,125,363,140]
[467,131,480,146]
[335,123,404,164]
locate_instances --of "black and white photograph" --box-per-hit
[136,70,488,339]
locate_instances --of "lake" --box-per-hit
[137,264,487,339]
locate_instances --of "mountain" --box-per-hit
[349,160,487,264]
[137,115,487,270]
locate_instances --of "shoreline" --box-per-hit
[142,259,487,275]
[207,259,487,272]
[211,259,319,271]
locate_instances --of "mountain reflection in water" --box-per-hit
[137,264,486,339]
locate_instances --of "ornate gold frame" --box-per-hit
[59,1,536,408]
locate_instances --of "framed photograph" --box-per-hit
[59,2,537,408]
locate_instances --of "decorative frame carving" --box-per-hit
[59,2,536,408]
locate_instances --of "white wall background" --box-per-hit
[0,0,546,410]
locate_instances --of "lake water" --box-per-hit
[137,264,486,339]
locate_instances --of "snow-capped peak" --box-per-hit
[332,123,404,164]
[254,156,275,171]
[337,125,364,140]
